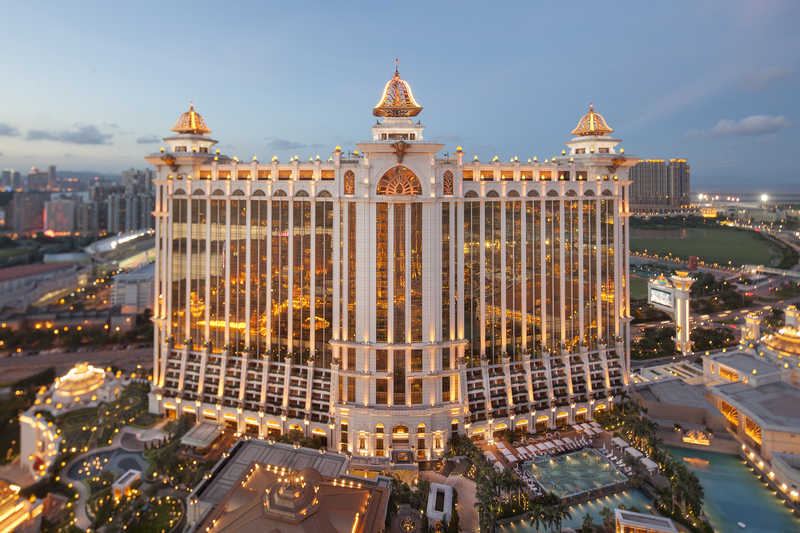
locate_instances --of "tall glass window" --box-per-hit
[250,200,269,357]
[347,203,357,341]
[464,198,481,366]
[376,203,389,342]
[189,198,206,349]
[315,200,333,367]
[505,199,522,359]
[393,350,405,405]
[171,198,187,347]
[230,199,247,353]
[442,203,451,341]
[271,199,289,355]
[582,196,598,347]
[544,194,562,353]
[410,204,423,342]
[209,199,226,352]
[292,200,311,362]
[485,200,501,363]
[393,204,406,342]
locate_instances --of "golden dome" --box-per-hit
[571,104,614,137]
[171,103,211,135]
[373,61,422,117]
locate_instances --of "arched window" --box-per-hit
[443,170,454,195]
[377,166,421,195]
[344,170,355,195]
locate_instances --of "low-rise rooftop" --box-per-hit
[711,379,800,432]
[635,379,714,411]
[709,351,778,378]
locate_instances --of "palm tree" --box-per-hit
[529,502,544,532]
[552,502,572,532]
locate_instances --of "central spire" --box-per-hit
[373,61,423,118]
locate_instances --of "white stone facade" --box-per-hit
[145,77,635,466]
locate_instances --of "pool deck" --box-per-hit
[525,449,630,500]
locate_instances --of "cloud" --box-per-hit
[0,123,19,136]
[136,135,161,144]
[27,124,113,145]
[712,115,789,136]
[686,115,789,137]
[740,66,793,91]
[265,137,325,151]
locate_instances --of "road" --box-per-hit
[0,346,151,383]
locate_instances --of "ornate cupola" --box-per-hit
[171,103,211,135]
[565,103,621,156]
[161,102,218,156]
[371,60,425,142]
[571,103,614,137]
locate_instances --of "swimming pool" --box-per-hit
[527,449,627,498]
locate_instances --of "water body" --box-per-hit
[501,489,653,531]
[666,446,799,533]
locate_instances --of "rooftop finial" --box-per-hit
[395,58,399,76]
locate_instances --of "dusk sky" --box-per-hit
[0,1,797,192]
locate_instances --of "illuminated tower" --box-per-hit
[671,271,694,356]
[743,312,761,346]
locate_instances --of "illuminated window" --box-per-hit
[443,170,454,195]
[377,166,421,195]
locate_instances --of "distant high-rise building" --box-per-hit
[75,201,100,235]
[25,166,49,191]
[8,191,49,234]
[107,193,126,234]
[629,159,690,211]
[107,191,154,234]
[47,165,57,190]
[121,168,154,194]
[44,198,77,235]
[668,159,690,208]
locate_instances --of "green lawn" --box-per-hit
[630,227,782,267]
[630,274,649,300]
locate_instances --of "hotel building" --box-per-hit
[146,68,635,466]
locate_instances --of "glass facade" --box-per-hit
[154,142,629,459]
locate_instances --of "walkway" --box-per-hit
[61,423,166,530]
[420,471,478,532]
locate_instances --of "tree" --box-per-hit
[551,502,572,532]
[528,501,544,532]
[599,506,615,532]
[580,512,595,533]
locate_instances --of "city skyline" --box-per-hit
[0,1,797,191]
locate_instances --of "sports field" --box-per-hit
[630,226,782,267]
